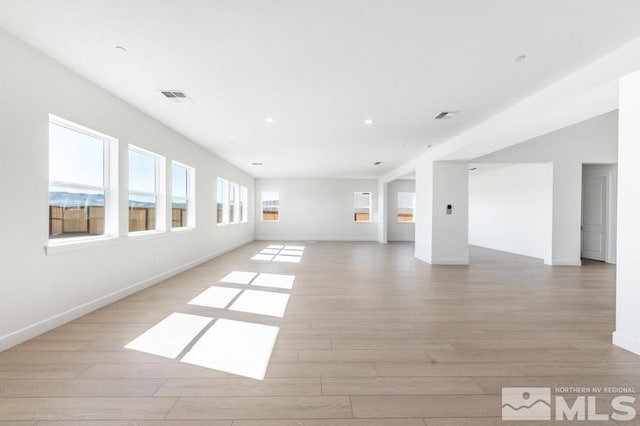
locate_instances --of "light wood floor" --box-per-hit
[1,242,639,425]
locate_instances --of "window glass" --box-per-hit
[48,120,109,239]
[397,192,416,222]
[354,192,372,222]
[49,122,104,187]
[217,178,228,224]
[129,147,160,232]
[129,150,157,193]
[240,186,248,222]
[262,191,279,221]
[230,183,239,223]
[172,163,190,228]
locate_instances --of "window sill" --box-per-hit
[45,235,120,255]
[171,226,195,233]
[127,230,168,239]
[45,228,192,256]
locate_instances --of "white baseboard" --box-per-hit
[429,258,469,265]
[613,331,640,357]
[414,255,469,265]
[255,237,379,242]
[549,259,583,266]
[0,238,254,352]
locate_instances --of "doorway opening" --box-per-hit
[386,174,415,247]
[581,164,617,264]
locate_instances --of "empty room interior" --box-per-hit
[2,1,640,424]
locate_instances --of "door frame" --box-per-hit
[581,173,609,262]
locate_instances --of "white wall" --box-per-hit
[613,70,640,356]
[254,179,378,241]
[414,161,468,264]
[583,164,618,263]
[469,164,553,261]
[0,30,254,350]
[387,180,415,242]
[431,162,469,264]
[474,111,618,265]
[414,162,434,262]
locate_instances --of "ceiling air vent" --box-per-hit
[160,90,193,103]
[434,111,458,120]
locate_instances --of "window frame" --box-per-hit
[171,161,195,230]
[261,191,280,222]
[217,177,230,225]
[353,191,372,223]
[229,182,240,224]
[239,186,248,223]
[128,145,166,235]
[397,191,416,223]
[48,115,119,245]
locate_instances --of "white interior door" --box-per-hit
[581,175,607,261]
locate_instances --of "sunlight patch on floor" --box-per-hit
[251,273,295,290]
[260,248,280,254]
[229,289,290,318]
[181,319,279,380]
[273,255,301,263]
[125,313,212,359]
[252,254,275,261]
[126,245,300,379]
[188,286,242,309]
[219,271,258,285]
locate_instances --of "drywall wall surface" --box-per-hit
[469,164,552,261]
[254,178,378,241]
[0,29,254,350]
[387,180,415,242]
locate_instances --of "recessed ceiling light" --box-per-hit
[515,54,527,62]
[364,119,374,125]
[252,162,263,166]
[373,161,381,165]
[115,45,127,52]
[265,117,274,123]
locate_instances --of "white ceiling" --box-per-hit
[1,1,640,178]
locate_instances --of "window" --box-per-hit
[229,183,239,223]
[240,186,248,223]
[262,191,279,221]
[129,146,164,233]
[397,192,416,222]
[217,178,229,224]
[353,192,372,222]
[172,162,194,229]
[48,116,116,240]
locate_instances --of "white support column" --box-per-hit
[376,180,388,244]
[414,160,469,265]
[431,162,469,265]
[613,70,640,356]
[414,160,434,262]
[549,161,583,265]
